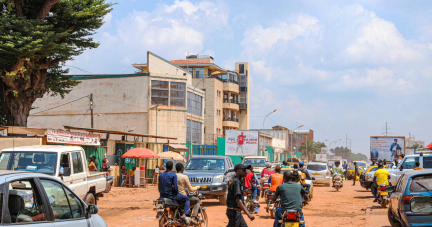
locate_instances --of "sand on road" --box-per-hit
[98,183,390,227]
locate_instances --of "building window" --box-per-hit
[239,93,246,104]
[170,82,186,106]
[187,68,194,77]
[187,92,202,116]
[195,67,205,78]
[187,120,202,144]
[239,64,244,74]
[239,75,247,87]
[151,80,169,106]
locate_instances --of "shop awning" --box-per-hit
[169,144,189,151]
[63,125,177,140]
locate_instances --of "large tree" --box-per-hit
[0,0,113,126]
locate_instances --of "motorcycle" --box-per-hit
[260,175,270,198]
[265,190,280,219]
[104,176,116,193]
[378,184,390,208]
[154,191,208,227]
[244,188,260,213]
[279,210,304,227]
[332,174,343,192]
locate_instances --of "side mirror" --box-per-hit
[228,167,234,173]
[385,186,395,193]
[399,166,403,171]
[312,177,316,181]
[63,167,71,176]
[87,204,99,214]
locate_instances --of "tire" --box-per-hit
[336,185,340,192]
[159,215,168,227]
[198,209,208,227]
[84,193,96,206]
[388,208,402,227]
[105,183,112,193]
[219,191,227,205]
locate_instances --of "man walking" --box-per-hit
[226,164,255,227]
[352,162,359,186]
[343,161,348,180]
[236,132,246,154]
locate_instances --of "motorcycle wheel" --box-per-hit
[336,185,339,192]
[197,209,208,227]
[105,183,112,193]
[159,215,168,227]
[270,208,275,219]
[381,200,387,208]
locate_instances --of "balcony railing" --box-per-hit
[239,103,247,110]
[221,79,239,84]
[223,117,239,122]
[223,99,239,104]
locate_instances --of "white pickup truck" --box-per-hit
[0,145,107,205]
[388,153,432,185]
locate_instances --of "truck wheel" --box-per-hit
[85,193,96,206]
[219,191,227,205]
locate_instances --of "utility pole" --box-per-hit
[90,93,94,128]
[386,122,389,136]
[346,134,348,149]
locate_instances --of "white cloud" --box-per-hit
[103,12,112,24]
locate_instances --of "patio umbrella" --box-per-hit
[158,151,185,162]
[122,147,159,181]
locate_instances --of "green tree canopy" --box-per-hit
[300,140,327,160]
[0,0,113,126]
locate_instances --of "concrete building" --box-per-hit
[407,134,425,148]
[133,54,250,145]
[28,52,205,150]
[296,129,314,144]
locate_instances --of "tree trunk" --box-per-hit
[3,91,35,127]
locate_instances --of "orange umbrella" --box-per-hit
[121,147,159,159]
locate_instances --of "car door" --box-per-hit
[70,152,88,199]
[4,176,54,226]
[38,178,89,227]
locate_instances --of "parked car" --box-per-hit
[0,145,107,205]
[388,153,432,186]
[0,170,107,226]
[347,166,364,180]
[388,170,432,227]
[183,155,234,205]
[306,162,332,186]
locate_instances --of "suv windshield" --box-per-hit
[0,152,58,175]
[244,158,266,167]
[186,159,225,171]
[307,164,327,171]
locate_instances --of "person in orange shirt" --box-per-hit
[268,166,283,192]
[414,161,423,170]
[88,158,96,171]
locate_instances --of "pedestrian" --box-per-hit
[226,164,255,227]
[176,163,201,224]
[342,161,348,180]
[92,156,99,171]
[352,162,359,186]
[414,161,423,170]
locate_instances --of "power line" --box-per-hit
[71,109,90,126]
[31,95,90,115]
[93,95,146,109]
[94,104,118,130]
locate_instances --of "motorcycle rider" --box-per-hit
[226,164,255,227]
[373,162,391,202]
[245,166,259,203]
[268,166,283,192]
[261,162,275,198]
[292,164,303,184]
[176,163,201,224]
[298,161,311,180]
[332,161,344,186]
[271,170,308,227]
[158,161,192,224]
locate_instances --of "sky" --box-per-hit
[67,0,432,157]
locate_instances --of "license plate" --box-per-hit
[285,223,299,227]
[313,173,320,175]
[381,192,388,195]
[194,185,207,189]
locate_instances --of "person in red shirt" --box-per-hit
[245,167,258,203]
[236,132,246,154]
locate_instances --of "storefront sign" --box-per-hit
[47,129,100,145]
[316,154,327,162]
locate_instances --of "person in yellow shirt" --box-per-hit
[373,162,390,202]
[414,161,423,170]
[88,158,97,172]
[127,167,136,186]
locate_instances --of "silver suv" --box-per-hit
[306,162,332,186]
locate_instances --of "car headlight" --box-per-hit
[213,175,224,183]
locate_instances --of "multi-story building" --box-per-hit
[295,129,314,144]
[28,52,205,150]
[133,54,250,145]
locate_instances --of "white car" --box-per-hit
[388,153,432,185]
[306,162,332,186]
[0,171,107,226]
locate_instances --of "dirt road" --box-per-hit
[98,183,390,227]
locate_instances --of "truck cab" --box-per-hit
[242,156,268,180]
[388,153,432,185]
[0,145,107,205]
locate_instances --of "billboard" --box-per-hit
[225,130,259,156]
[316,154,327,162]
[370,136,406,161]
[47,129,101,146]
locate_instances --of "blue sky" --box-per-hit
[68,0,432,157]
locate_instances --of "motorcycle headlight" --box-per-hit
[213,175,224,183]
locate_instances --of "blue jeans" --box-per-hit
[274,208,305,227]
[252,184,257,200]
[174,194,191,215]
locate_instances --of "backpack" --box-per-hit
[293,170,300,182]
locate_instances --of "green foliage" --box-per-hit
[331,146,368,163]
[413,144,420,149]
[299,141,327,160]
[0,0,113,125]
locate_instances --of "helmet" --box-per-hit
[299,161,304,165]
[335,161,340,164]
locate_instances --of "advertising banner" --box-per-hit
[47,129,100,146]
[321,147,328,154]
[370,136,405,161]
[225,130,259,156]
[316,154,327,162]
